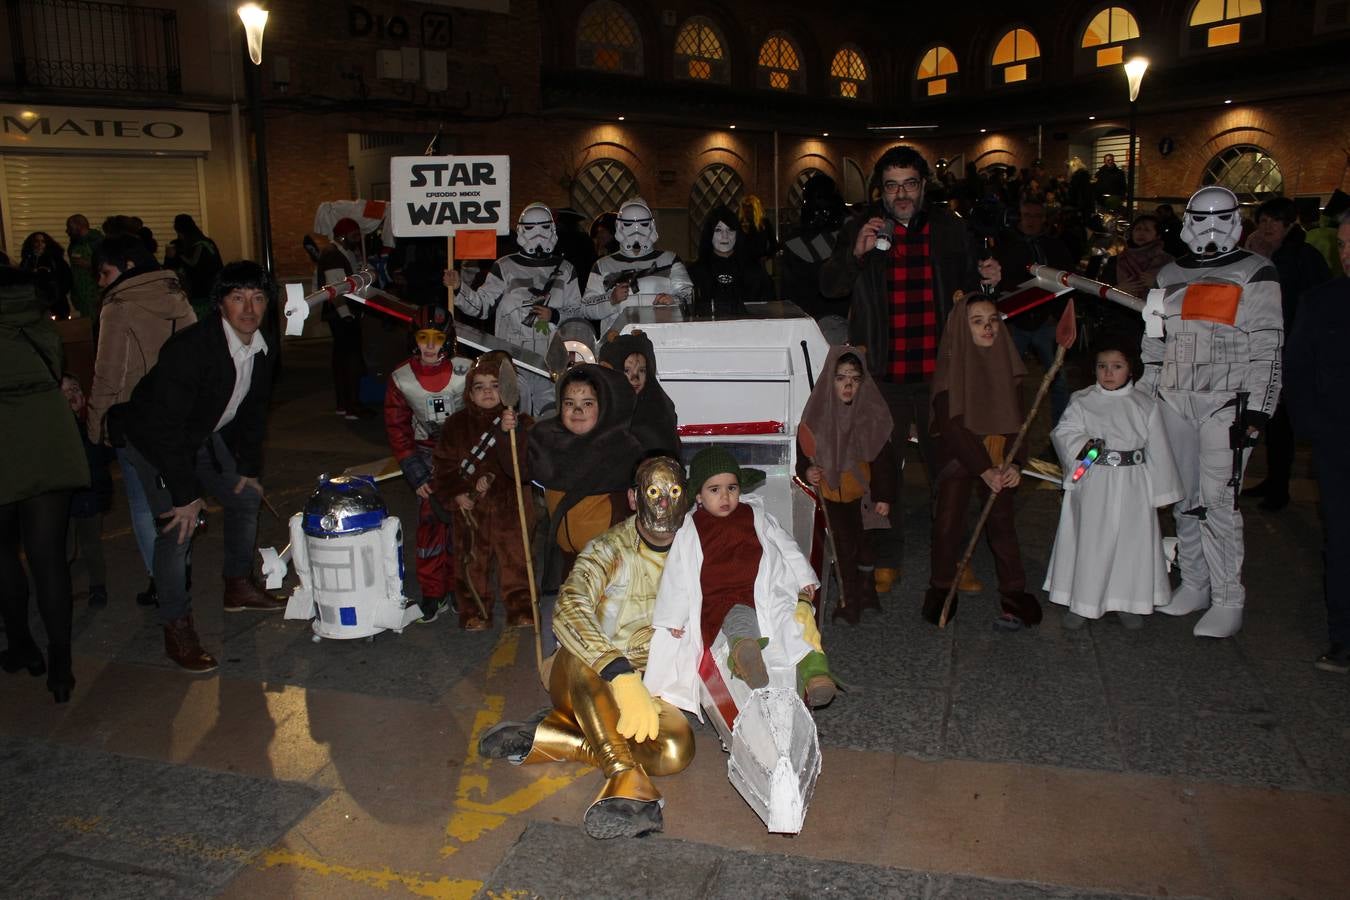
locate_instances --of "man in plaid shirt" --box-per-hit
[820,146,1000,585]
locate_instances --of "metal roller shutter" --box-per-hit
[1,154,204,255]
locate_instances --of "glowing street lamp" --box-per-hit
[1123,56,1149,218]
[238,3,273,272]
[238,3,268,66]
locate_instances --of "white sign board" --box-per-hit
[0,104,211,153]
[389,155,510,237]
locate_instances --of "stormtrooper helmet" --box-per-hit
[1181,186,1243,256]
[634,456,688,538]
[616,198,658,256]
[515,202,557,258]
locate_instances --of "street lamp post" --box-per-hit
[1123,56,1149,221]
[238,3,274,273]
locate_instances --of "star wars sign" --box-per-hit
[389,155,510,237]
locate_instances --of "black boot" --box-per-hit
[1,640,46,677]
[136,578,158,607]
[922,586,954,626]
[46,645,75,703]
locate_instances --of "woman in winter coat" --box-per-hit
[0,267,90,704]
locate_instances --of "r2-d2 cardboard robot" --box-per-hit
[273,475,421,640]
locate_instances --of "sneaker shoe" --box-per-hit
[418,595,449,624]
[730,638,769,689]
[477,708,549,759]
[88,584,108,609]
[1314,644,1350,674]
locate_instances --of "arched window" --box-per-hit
[576,1,643,75]
[1079,6,1141,68]
[915,44,958,98]
[990,27,1041,85]
[688,163,745,248]
[1187,0,1264,50]
[829,46,870,100]
[1202,145,1283,201]
[757,32,803,92]
[673,16,728,83]
[570,158,639,221]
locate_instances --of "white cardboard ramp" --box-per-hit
[699,632,822,834]
[727,688,822,834]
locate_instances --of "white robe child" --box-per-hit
[644,495,817,717]
[1044,380,1183,618]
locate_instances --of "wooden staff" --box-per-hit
[497,361,545,679]
[939,299,1077,628]
[798,421,850,617]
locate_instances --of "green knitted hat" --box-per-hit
[688,445,766,495]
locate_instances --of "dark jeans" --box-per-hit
[931,462,1025,593]
[874,379,935,569]
[328,315,366,412]
[124,434,262,624]
[1316,443,1350,645]
[1010,319,1068,427]
[0,490,74,652]
[1261,400,1293,498]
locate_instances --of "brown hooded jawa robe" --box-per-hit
[926,298,1040,627]
[795,345,897,621]
[432,352,535,629]
[528,363,644,586]
[597,329,681,457]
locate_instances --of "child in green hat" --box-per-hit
[644,445,837,711]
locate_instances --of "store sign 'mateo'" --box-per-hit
[0,105,212,152]
[389,155,510,237]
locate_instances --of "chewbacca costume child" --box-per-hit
[432,352,535,630]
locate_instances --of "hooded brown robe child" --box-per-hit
[598,330,681,457]
[528,364,644,585]
[925,298,1041,628]
[432,352,536,630]
[795,345,897,623]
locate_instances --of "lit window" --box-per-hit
[1080,6,1141,68]
[758,33,803,92]
[991,27,1041,85]
[916,45,958,98]
[1202,144,1282,201]
[1188,0,1264,49]
[674,17,728,83]
[829,46,870,100]
[576,1,643,75]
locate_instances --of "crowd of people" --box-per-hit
[3,146,1348,839]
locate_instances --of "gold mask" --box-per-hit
[635,456,688,536]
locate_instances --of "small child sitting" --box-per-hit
[924,297,1041,630]
[1045,338,1182,629]
[645,446,836,711]
[60,374,112,608]
[798,347,897,625]
[432,352,534,631]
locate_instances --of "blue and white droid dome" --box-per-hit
[301,475,387,537]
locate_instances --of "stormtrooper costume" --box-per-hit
[582,198,694,335]
[452,203,585,414]
[1139,186,1283,638]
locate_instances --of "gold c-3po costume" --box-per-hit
[505,456,694,838]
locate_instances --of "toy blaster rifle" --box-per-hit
[1227,391,1250,510]
[601,261,673,294]
[1071,438,1105,483]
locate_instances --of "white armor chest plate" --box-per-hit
[392,356,470,442]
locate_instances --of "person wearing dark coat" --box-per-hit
[0,268,89,704]
[688,205,774,316]
[1283,214,1350,672]
[113,261,286,674]
[598,330,681,457]
[1242,197,1332,511]
[19,232,73,320]
[782,174,848,323]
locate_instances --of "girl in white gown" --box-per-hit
[1045,340,1183,628]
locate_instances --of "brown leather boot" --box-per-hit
[163,616,219,673]
[223,576,286,612]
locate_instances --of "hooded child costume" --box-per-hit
[796,346,897,623]
[597,330,681,457]
[925,298,1041,629]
